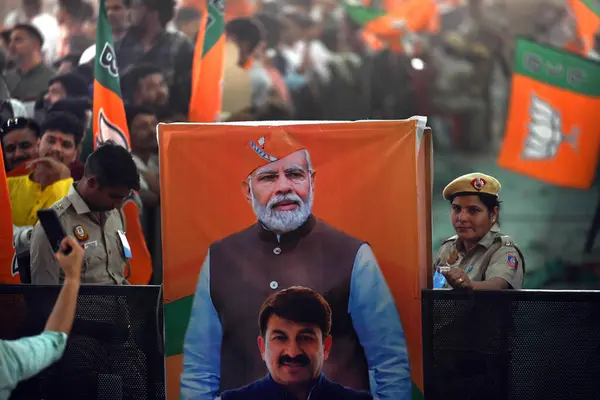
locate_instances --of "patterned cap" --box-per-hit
[244,128,305,175]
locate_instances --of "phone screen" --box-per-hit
[37,209,69,254]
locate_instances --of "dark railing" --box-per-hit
[422,289,600,400]
[0,284,165,400]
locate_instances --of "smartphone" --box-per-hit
[37,209,71,255]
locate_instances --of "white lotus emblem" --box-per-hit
[522,93,579,160]
[96,109,129,150]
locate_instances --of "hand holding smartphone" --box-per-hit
[37,209,72,255]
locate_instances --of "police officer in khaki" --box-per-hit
[30,142,141,285]
[433,172,525,290]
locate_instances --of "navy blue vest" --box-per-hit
[221,373,373,400]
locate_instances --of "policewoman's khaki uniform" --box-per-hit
[434,172,525,289]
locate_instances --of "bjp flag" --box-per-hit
[498,38,600,189]
[0,146,18,284]
[188,0,226,122]
[569,0,600,55]
[93,0,152,284]
[344,0,438,53]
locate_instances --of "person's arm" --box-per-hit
[0,236,83,394]
[44,236,83,333]
[181,251,222,400]
[348,244,412,400]
[30,222,62,285]
[0,332,68,393]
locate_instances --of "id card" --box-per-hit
[117,230,132,259]
[433,267,449,289]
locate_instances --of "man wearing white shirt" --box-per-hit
[280,13,332,84]
[4,0,60,64]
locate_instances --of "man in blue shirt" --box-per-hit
[181,130,411,399]
[0,236,83,399]
[218,286,372,400]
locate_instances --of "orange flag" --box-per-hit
[0,146,18,283]
[569,0,600,55]
[498,38,600,189]
[188,0,226,122]
[344,0,438,53]
[93,0,152,284]
[225,0,255,20]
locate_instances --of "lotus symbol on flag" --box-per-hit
[96,109,129,150]
[522,93,579,160]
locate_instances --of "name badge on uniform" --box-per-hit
[117,230,132,259]
[84,240,98,250]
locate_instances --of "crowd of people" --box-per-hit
[0,0,595,398]
[0,0,594,276]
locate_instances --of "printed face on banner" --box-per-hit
[258,315,332,387]
[161,121,431,400]
[244,150,315,234]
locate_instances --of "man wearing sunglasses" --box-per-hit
[0,117,40,172]
[30,142,140,285]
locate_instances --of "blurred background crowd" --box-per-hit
[0,0,598,288]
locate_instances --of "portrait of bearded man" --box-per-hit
[180,130,411,400]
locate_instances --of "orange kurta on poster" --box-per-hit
[159,119,432,399]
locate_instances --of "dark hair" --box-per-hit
[11,24,44,47]
[225,18,265,51]
[450,192,502,225]
[47,97,92,123]
[40,111,85,145]
[80,1,95,21]
[83,141,140,190]
[23,0,42,10]
[73,63,94,84]
[175,6,201,24]
[254,101,293,121]
[121,63,164,99]
[284,13,314,30]
[142,0,176,27]
[258,286,332,338]
[255,13,283,49]
[0,117,41,139]
[48,72,90,98]
[125,104,156,128]
[59,0,84,19]
[53,53,83,69]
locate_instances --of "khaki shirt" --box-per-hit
[30,185,129,285]
[433,225,525,289]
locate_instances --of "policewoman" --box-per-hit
[433,172,525,290]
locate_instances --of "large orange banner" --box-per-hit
[159,119,432,399]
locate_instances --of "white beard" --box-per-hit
[250,179,313,234]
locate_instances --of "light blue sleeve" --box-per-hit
[180,251,223,400]
[0,331,67,396]
[349,244,412,400]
